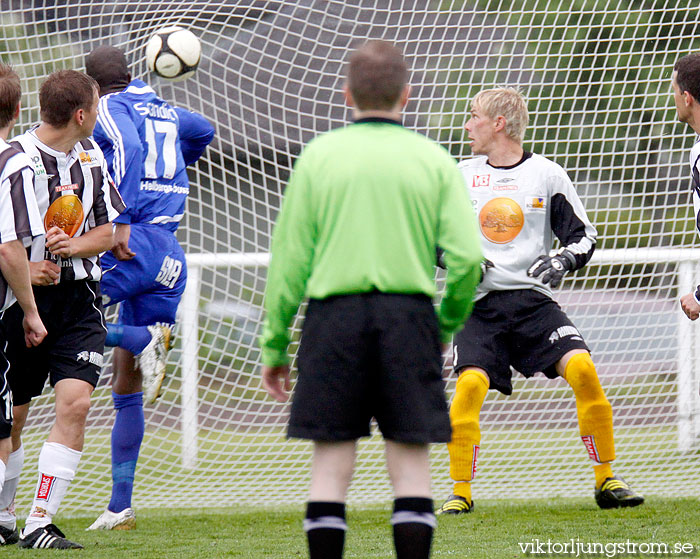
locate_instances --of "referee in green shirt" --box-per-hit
[260,40,482,559]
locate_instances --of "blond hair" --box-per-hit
[472,87,528,143]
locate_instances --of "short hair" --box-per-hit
[347,40,408,111]
[0,63,21,129]
[674,53,700,102]
[472,87,529,144]
[85,45,130,91]
[39,70,98,128]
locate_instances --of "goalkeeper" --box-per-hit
[260,40,482,559]
[437,87,644,515]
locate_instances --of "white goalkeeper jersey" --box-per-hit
[458,152,597,301]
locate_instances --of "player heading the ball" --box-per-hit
[84,45,214,532]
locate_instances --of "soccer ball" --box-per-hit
[145,26,201,81]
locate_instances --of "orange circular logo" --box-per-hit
[479,197,524,244]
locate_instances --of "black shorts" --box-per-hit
[0,322,14,438]
[289,292,451,444]
[452,289,589,396]
[2,281,106,406]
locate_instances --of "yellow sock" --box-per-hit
[447,369,489,486]
[453,481,472,502]
[562,353,616,482]
[593,463,614,488]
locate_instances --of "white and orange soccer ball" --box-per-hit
[145,26,201,81]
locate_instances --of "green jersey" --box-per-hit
[260,118,482,366]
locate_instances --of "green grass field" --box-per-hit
[0,498,697,557]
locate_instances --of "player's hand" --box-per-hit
[45,226,73,258]
[112,223,135,261]
[480,258,494,282]
[22,309,47,347]
[527,250,575,288]
[261,364,291,402]
[680,292,700,321]
[29,260,60,286]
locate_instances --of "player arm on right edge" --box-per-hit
[435,160,483,342]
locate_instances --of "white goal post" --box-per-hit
[3,1,700,513]
[178,249,700,471]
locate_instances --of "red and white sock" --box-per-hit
[23,443,81,535]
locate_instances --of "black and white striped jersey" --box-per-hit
[688,139,700,303]
[458,152,597,301]
[11,129,125,282]
[0,138,43,311]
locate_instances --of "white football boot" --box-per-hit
[86,508,136,531]
[138,324,172,404]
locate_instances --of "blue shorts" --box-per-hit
[101,224,187,327]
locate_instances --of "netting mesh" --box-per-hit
[1,0,699,514]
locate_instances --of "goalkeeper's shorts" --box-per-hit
[101,224,186,327]
[289,292,451,444]
[453,289,589,395]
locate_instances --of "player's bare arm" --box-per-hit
[680,291,700,320]
[0,239,47,347]
[45,222,113,259]
[111,222,135,261]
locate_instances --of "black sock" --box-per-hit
[391,497,435,559]
[304,501,346,559]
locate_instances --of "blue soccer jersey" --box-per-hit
[93,79,214,232]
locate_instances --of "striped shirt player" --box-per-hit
[690,139,700,303]
[0,140,43,310]
[3,125,125,407]
[460,151,597,302]
[0,139,43,442]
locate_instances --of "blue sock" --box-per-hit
[106,323,152,355]
[108,392,145,513]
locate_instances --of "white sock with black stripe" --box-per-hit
[391,497,435,559]
[23,443,81,536]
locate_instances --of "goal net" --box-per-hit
[3,0,699,514]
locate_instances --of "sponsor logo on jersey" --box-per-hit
[78,151,98,164]
[527,197,545,209]
[496,177,515,183]
[493,184,518,191]
[36,475,55,501]
[581,435,601,462]
[55,183,79,192]
[76,350,104,367]
[134,101,178,121]
[31,155,48,177]
[479,197,524,244]
[548,325,582,343]
[140,182,189,195]
[472,174,490,187]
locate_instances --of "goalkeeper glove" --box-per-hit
[480,258,494,282]
[527,249,576,288]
